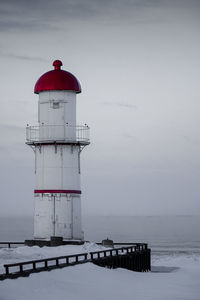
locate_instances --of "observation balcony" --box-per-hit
[26,125,90,146]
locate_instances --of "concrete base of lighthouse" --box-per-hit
[33,193,84,241]
[24,238,84,247]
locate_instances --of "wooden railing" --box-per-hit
[91,247,151,272]
[0,242,24,248]
[90,244,148,259]
[0,244,151,280]
[0,241,147,248]
[3,252,88,279]
[90,244,150,273]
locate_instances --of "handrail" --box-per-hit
[4,253,88,267]
[4,252,89,276]
[0,241,147,249]
[26,124,90,144]
[2,244,150,279]
[90,244,147,259]
[0,242,24,248]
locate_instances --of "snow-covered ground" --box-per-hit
[0,244,200,300]
[0,243,105,274]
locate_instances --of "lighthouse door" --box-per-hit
[54,195,72,239]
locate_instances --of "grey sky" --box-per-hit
[0,0,200,216]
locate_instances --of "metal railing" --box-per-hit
[26,125,90,144]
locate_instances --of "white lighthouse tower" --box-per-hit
[26,60,89,241]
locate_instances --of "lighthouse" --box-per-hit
[26,60,90,241]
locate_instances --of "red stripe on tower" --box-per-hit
[34,189,81,194]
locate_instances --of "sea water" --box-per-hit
[0,215,200,255]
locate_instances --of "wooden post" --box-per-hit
[19,264,23,273]
[45,260,48,268]
[5,266,9,275]
[33,262,36,270]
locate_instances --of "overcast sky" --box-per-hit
[0,0,200,217]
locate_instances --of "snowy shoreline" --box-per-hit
[0,243,200,300]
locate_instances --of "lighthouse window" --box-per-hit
[52,101,60,109]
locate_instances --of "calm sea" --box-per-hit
[0,215,200,255]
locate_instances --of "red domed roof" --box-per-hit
[34,60,81,94]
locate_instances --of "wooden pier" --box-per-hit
[91,244,150,272]
[0,244,150,281]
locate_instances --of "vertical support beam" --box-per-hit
[5,266,9,275]
[78,147,81,174]
[19,265,23,273]
[33,262,36,270]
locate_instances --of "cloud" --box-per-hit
[0,144,8,153]
[0,18,59,32]
[0,49,47,62]
[0,0,199,30]
[0,0,174,32]
[102,101,138,109]
[182,135,200,147]
[0,124,25,132]
[122,133,138,139]
[0,0,100,32]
